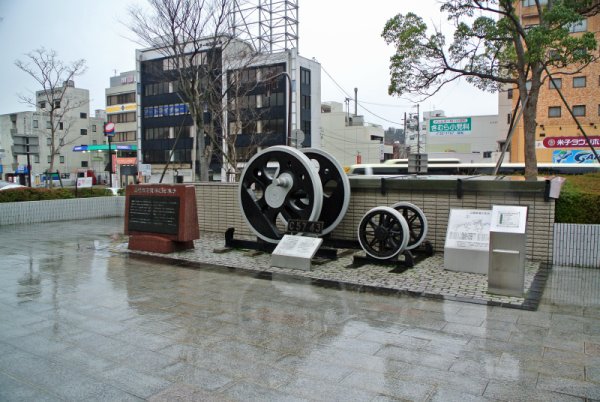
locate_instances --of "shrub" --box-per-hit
[555,173,600,224]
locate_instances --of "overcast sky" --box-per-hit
[0,0,498,129]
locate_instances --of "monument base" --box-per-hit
[128,235,194,254]
[444,247,489,274]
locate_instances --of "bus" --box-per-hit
[347,162,600,176]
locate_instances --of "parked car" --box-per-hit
[0,180,26,190]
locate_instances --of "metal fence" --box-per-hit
[553,223,600,268]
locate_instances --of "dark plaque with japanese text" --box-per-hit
[128,196,180,235]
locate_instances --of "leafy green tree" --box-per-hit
[382,0,599,179]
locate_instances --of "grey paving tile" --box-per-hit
[537,373,600,400]
[339,371,434,401]
[2,218,600,402]
[281,376,379,401]
[484,379,585,402]
[428,387,493,402]
[222,381,307,402]
[375,344,458,370]
[147,383,229,402]
[95,366,174,398]
[0,372,63,402]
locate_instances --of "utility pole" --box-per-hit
[416,103,420,154]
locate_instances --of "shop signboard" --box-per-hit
[429,117,472,136]
[552,150,600,163]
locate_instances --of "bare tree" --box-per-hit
[129,0,262,182]
[15,48,87,186]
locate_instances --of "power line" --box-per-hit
[320,64,407,127]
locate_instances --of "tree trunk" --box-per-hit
[522,92,539,181]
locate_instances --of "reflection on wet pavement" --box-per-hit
[0,218,599,401]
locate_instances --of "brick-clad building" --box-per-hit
[501,1,600,164]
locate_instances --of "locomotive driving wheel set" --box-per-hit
[237,146,432,264]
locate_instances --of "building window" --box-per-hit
[598,104,600,116]
[46,138,51,146]
[507,88,513,99]
[92,125,96,132]
[46,121,51,129]
[81,161,88,168]
[109,112,136,123]
[80,112,87,119]
[573,76,586,88]
[60,156,65,164]
[33,119,38,128]
[549,78,562,89]
[507,113,512,124]
[107,92,136,105]
[47,156,51,163]
[549,106,561,117]
[39,101,46,109]
[300,68,311,86]
[568,18,587,33]
[53,100,60,109]
[522,0,547,5]
[34,155,39,163]
[81,129,88,135]
[483,151,492,158]
[573,105,586,116]
[59,122,64,130]
[301,95,311,110]
[59,138,64,146]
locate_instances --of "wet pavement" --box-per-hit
[1,217,600,401]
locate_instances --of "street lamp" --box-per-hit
[268,71,293,146]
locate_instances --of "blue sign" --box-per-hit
[553,150,600,163]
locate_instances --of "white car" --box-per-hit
[0,180,25,190]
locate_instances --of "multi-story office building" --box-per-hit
[136,39,321,182]
[320,101,392,167]
[105,71,139,186]
[500,1,600,164]
[0,81,105,186]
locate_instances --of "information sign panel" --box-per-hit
[271,235,323,271]
[444,209,491,274]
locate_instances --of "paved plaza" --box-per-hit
[1,217,600,401]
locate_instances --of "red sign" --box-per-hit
[543,136,600,148]
[104,122,116,136]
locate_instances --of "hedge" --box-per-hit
[555,173,600,224]
[0,187,113,203]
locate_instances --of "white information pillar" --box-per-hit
[444,209,492,274]
[271,235,323,271]
[488,205,528,297]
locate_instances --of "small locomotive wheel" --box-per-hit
[358,206,409,260]
[238,146,323,243]
[391,201,428,250]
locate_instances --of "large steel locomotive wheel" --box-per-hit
[391,202,428,250]
[358,206,409,260]
[301,148,351,235]
[238,146,323,243]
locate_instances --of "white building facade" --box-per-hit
[423,110,503,163]
[0,82,105,186]
[320,101,392,167]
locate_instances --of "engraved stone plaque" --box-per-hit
[271,235,323,271]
